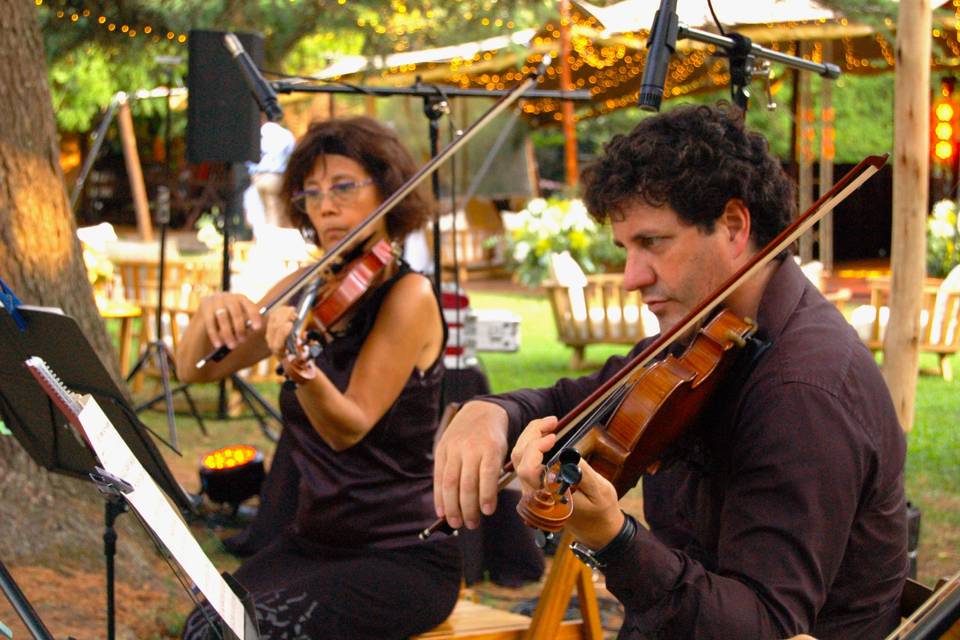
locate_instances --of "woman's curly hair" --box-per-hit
[582,102,796,249]
[281,116,433,242]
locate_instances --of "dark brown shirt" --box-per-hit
[484,258,908,639]
[280,267,447,550]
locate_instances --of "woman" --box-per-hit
[175,116,461,639]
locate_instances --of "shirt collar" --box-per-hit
[755,256,808,342]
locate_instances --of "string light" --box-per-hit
[41,1,189,46]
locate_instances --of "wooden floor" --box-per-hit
[413,598,588,640]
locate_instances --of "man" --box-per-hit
[433,103,908,639]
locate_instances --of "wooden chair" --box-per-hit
[432,199,508,282]
[862,277,960,381]
[543,274,650,369]
[114,257,222,391]
[413,530,604,640]
[887,573,960,639]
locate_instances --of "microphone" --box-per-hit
[222,33,283,122]
[638,0,679,112]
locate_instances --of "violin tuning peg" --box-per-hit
[534,529,555,549]
[556,460,583,501]
[558,447,581,466]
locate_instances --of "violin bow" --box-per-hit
[196,54,556,368]
[421,152,887,539]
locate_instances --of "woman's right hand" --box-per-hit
[197,292,263,351]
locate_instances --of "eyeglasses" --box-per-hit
[291,178,374,212]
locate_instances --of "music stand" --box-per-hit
[0,557,55,640]
[0,304,197,640]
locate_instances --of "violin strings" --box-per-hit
[546,381,634,466]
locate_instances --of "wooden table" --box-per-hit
[98,299,142,376]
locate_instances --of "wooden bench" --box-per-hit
[413,531,603,640]
[544,274,650,369]
[862,278,960,381]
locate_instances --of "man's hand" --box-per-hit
[433,401,510,530]
[512,417,624,550]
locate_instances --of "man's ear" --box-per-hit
[718,199,752,257]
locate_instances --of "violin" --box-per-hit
[420,153,888,539]
[284,238,396,363]
[517,310,757,532]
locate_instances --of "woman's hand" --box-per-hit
[197,292,262,351]
[512,417,624,550]
[265,305,319,384]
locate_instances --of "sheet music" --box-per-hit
[75,396,249,638]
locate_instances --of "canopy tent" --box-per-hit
[309,0,960,124]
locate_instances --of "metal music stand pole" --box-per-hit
[422,91,449,297]
[0,558,55,640]
[125,67,208,447]
[125,185,208,449]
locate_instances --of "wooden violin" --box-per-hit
[517,310,756,532]
[420,153,888,539]
[284,238,396,362]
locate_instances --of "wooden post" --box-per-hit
[560,0,578,189]
[884,0,931,432]
[819,41,835,272]
[117,96,153,241]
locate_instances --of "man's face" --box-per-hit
[612,202,740,333]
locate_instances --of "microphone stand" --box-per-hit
[638,0,841,111]
[681,25,841,110]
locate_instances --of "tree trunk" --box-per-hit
[0,0,155,585]
[884,1,931,432]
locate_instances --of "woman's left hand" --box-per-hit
[512,417,624,550]
[265,305,319,384]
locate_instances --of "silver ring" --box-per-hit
[214,308,228,316]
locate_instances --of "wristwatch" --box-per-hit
[569,512,638,570]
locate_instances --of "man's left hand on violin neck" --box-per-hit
[512,416,626,551]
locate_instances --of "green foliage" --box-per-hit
[38,0,560,133]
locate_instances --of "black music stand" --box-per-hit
[0,557,55,640]
[0,304,196,640]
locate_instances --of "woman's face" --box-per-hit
[298,154,386,251]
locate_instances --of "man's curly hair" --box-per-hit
[281,116,433,242]
[582,102,796,249]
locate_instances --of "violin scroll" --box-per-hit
[515,448,582,533]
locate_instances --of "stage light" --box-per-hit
[198,445,265,510]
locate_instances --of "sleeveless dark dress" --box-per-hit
[183,267,461,640]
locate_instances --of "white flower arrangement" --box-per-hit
[927,199,960,278]
[500,197,623,287]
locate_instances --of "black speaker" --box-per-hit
[187,29,262,164]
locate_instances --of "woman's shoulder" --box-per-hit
[379,271,437,314]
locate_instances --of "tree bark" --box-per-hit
[884,1,931,432]
[0,0,153,580]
